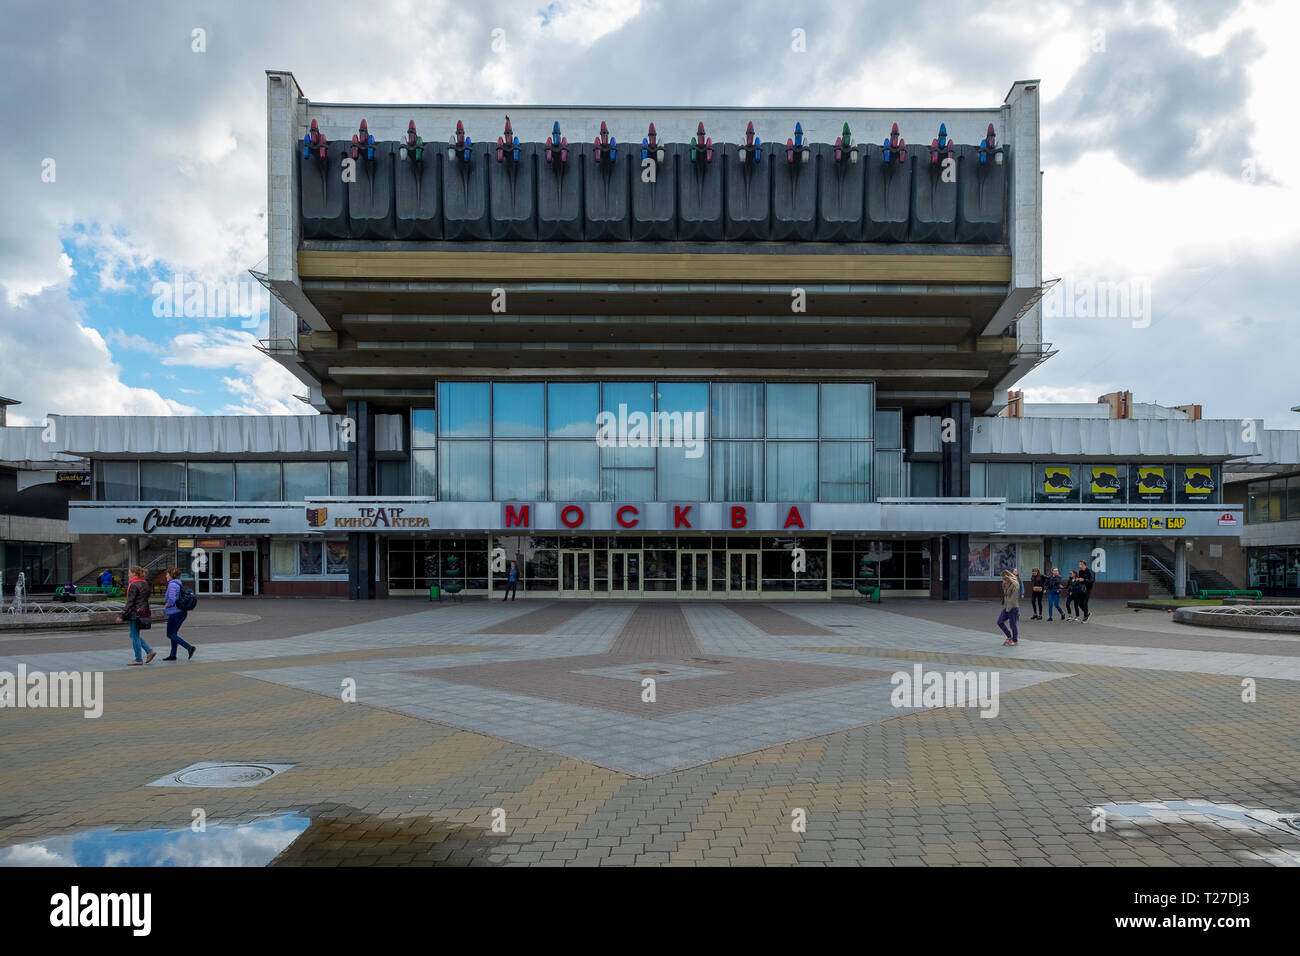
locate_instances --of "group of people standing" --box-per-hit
[998,561,1096,646]
[115,566,198,665]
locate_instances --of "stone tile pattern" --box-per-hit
[2,599,1300,866]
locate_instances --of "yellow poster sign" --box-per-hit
[1183,466,1215,498]
[1042,466,1075,497]
[1090,466,1121,496]
[1136,467,1169,498]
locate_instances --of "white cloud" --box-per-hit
[0,287,198,423]
[0,0,1294,428]
[163,328,306,415]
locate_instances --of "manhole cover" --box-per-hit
[148,761,294,789]
[634,669,668,675]
[691,659,726,665]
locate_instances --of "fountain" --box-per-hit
[1,571,124,630]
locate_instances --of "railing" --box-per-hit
[1141,553,1196,596]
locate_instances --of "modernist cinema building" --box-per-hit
[3,73,1298,602]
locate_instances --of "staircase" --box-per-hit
[74,543,176,589]
[1142,542,1237,594]
[1141,569,1173,598]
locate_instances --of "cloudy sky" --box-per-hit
[0,0,1295,426]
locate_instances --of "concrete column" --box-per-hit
[1174,538,1187,598]
[939,400,971,601]
[944,533,970,601]
[939,401,972,498]
[346,400,377,600]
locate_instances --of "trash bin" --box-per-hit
[429,584,440,602]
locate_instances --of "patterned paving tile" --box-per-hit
[4,598,1300,866]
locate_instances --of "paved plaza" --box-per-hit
[2,597,1300,866]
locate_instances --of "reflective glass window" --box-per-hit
[820,384,873,439]
[438,382,490,437]
[493,383,544,437]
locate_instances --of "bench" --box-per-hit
[857,585,881,604]
[1198,588,1263,600]
[55,585,123,599]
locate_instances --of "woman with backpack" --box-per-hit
[116,565,156,665]
[162,567,197,660]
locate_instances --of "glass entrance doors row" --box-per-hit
[558,549,761,596]
[193,548,258,595]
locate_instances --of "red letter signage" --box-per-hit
[730,505,747,528]
[505,504,530,528]
[673,505,693,528]
[560,505,585,528]
[783,506,805,529]
[616,505,640,528]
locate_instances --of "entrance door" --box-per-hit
[727,551,761,595]
[679,551,711,595]
[196,550,225,595]
[610,550,642,595]
[226,550,244,596]
[560,550,594,597]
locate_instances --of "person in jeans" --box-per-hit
[1028,568,1044,620]
[161,567,197,661]
[1072,566,1091,622]
[116,565,156,665]
[1076,559,1095,622]
[1045,566,1064,621]
[998,568,1021,646]
[503,560,519,600]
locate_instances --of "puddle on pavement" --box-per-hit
[1096,801,1300,866]
[0,808,496,867]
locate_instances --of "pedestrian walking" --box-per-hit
[997,568,1021,646]
[1070,573,1089,621]
[503,560,519,600]
[1076,559,1095,622]
[1029,567,1045,619]
[1064,571,1077,619]
[1045,566,1063,621]
[116,565,156,665]
[161,567,197,661]
[98,569,113,588]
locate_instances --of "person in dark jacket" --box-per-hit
[1028,568,1045,620]
[1069,573,1089,621]
[1076,560,1095,622]
[161,567,197,661]
[116,565,156,665]
[1045,566,1063,621]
